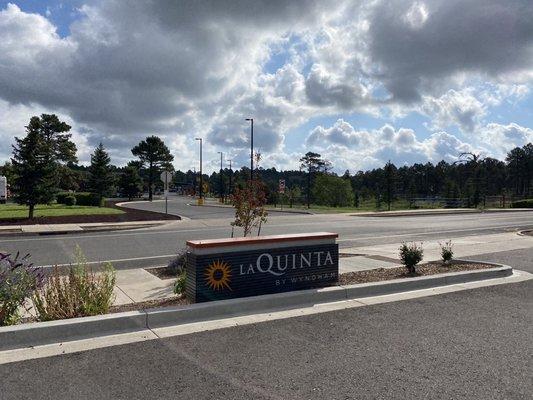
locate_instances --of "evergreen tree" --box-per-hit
[119,165,143,200]
[11,115,77,219]
[88,143,115,203]
[131,136,174,201]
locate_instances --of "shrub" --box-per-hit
[174,271,186,295]
[167,251,187,275]
[0,252,44,326]
[440,240,454,263]
[63,194,77,206]
[33,247,115,321]
[57,192,103,207]
[510,199,533,208]
[399,242,424,274]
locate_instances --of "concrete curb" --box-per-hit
[351,208,533,217]
[0,221,172,237]
[0,263,512,351]
[188,202,313,215]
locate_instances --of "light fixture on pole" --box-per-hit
[195,137,203,205]
[245,118,253,181]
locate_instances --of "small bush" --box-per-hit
[510,199,533,208]
[33,247,115,321]
[57,192,103,207]
[63,194,77,206]
[399,242,424,274]
[167,251,187,275]
[440,240,454,263]
[0,252,44,326]
[174,271,186,295]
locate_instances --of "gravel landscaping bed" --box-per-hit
[338,261,497,285]
[145,266,177,280]
[110,296,190,313]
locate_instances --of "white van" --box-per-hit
[0,176,7,204]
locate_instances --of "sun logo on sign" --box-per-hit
[204,260,232,291]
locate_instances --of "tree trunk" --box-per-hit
[148,162,153,201]
[29,204,34,219]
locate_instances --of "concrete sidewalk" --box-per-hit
[346,232,533,263]
[0,220,172,236]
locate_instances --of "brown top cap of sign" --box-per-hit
[186,232,338,249]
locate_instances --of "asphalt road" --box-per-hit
[1,279,531,399]
[0,207,532,269]
[120,195,300,219]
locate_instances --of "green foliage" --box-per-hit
[440,240,454,263]
[88,143,115,202]
[510,199,533,208]
[119,165,143,200]
[399,242,424,274]
[63,194,77,206]
[231,179,268,237]
[33,247,116,321]
[312,174,354,207]
[11,115,77,219]
[0,252,44,326]
[174,271,186,295]
[131,136,174,201]
[57,192,103,207]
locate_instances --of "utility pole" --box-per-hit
[228,159,233,196]
[195,138,203,205]
[245,118,253,181]
[217,151,224,203]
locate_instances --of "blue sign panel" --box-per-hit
[186,243,338,303]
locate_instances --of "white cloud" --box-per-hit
[0,0,532,172]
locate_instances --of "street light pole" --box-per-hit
[195,138,203,205]
[228,159,233,196]
[217,151,224,203]
[245,118,253,181]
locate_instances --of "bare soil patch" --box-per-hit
[339,262,497,285]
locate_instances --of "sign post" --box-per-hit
[160,170,174,214]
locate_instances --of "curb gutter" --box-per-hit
[0,221,171,237]
[0,264,512,351]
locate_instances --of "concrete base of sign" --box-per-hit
[0,263,521,353]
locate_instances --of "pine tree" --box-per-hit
[119,165,143,200]
[88,143,115,204]
[11,115,77,219]
[131,136,174,201]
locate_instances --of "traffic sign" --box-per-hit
[278,179,285,194]
[160,170,173,186]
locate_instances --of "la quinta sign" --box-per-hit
[185,232,338,303]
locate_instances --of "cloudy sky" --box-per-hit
[0,0,532,173]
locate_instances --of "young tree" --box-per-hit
[231,179,268,237]
[119,165,143,200]
[11,115,77,219]
[383,161,397,211]
[131,136,174,201]
[88,143,115,204]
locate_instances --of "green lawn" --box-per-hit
[267,199,443,214]
[0,204,124,219]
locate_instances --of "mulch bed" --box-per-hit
[0,200,180,225]
[145,266,178,280]
[338,261,496,285]
[110,296,190,313]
